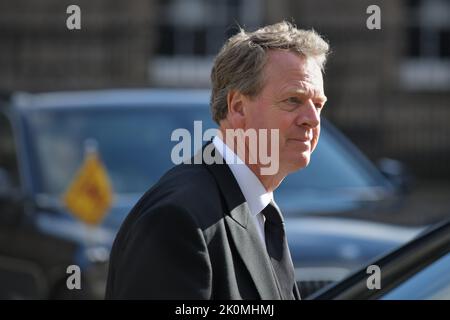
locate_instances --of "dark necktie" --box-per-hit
[262,201,296,300]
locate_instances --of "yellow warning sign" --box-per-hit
[63,150,113,225]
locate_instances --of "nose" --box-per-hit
[295,100,320,128]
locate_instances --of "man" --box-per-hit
[105,21,329,299]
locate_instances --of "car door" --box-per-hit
[308,219,450,300]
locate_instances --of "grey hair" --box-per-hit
[210,21,330,124]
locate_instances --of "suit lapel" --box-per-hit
[202,143,281,299]
[225,205,282,299]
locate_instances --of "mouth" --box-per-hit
[288,135,312,143]
[289,138,310,143]
[287,138,311,150]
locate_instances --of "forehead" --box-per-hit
[262,50,324,94]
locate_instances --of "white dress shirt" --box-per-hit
[213,135,273,244]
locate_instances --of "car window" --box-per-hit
[275,121,391,215]
[381,251,450,300]
[23,106,215,195]
[278,125,385,191]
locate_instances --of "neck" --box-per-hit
[218,126,286,192]
[247,162,285,192]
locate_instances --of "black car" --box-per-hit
[309,218,450,300]
[0,89,419,299]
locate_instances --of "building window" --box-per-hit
[150,0,263,87]
[400,0,450,90]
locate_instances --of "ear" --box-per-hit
[226,90,246,128]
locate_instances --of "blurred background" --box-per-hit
[0,0,449,299]
[1,0,449,184]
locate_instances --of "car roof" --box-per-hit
[10,89,211,111]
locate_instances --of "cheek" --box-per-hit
[245,102,271,130]
[276,113,295,135]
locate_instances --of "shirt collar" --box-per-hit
[213,135,273,217]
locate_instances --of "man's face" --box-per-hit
[242,50,327,176]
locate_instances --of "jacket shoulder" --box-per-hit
[128,163,225,230]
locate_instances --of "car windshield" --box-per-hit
[22,106,387,201]
[23,105,216,195]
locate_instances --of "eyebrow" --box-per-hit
[288,88,328,104]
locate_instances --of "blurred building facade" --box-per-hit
[0,0,449,180]
[0,0,156,89]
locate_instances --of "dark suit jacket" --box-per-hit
[105,145,300,299]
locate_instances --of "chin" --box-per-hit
[286,153,310,173]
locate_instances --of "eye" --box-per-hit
[315,103,323,110]
[280,97,302,112]
[286,97,302,105]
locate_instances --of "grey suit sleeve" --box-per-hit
[109,204,212,299]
